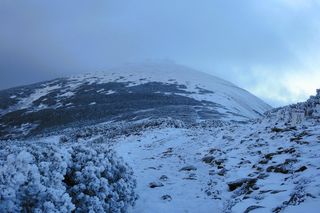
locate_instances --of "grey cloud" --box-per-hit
[0,0,319,106]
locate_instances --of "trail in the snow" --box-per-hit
[114,128,222,213]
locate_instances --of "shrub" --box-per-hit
[0,142,136,213]
[0,144,73,212]
[65,145,137,213]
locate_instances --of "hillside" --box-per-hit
[1,63,319,212]
[112,89,320,212]
[0,62,270,140]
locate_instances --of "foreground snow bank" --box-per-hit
[0,142,137,212]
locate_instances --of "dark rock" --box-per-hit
[296,141,310,145]
[295,166,307,173]
[159,175,169,181]
[267,159,298,174]
[183,173,197,180]
[283,159,297,164]
[259,159,269,164]
[270,190,287,194]
[239,160,252,165]
[274,166,289,174]
[267,165,289,174]
[218,165,225,170]
[244,205,265,213]
[271,126,296,133]
[208,148,222,154]
[264,153,276,160]
[247,173,256,177]
[271,127,283,133]
[179,165,197,171]
[281,148,296,154]
[259,190,272,194]
[297,131,310,137]
[290,137,302,142]
[162,148,173,157]
[161,195,172,201]
[217,168,227,176]
[149,182,164,188]
[146,167,158,170]
[202,156,215,164]
[227,178,257,192]
[214,159,225,166]
[255,166,264,172]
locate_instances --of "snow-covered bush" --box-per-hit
[0,144,74,212]
[264,89,320,125]
[65,145,137,213]
[0,142,137,213]
[62,118,186,143]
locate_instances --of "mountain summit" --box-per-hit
[0,62,270,139]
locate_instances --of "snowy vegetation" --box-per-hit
[0,142,137,212]
[265,89,320,125]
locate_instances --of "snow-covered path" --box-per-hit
[114,128,221,213]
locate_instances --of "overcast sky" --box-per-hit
[0,0,319,106]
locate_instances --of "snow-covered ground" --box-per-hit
[2,109,319,212]
[114,128,219,212]
[113,117,320,213]
[1,90,320,212]
[1,64,319,212]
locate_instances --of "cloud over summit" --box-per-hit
[0,0,319,106]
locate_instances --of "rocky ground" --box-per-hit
[113,111,320,213]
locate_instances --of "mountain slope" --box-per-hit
[2,88,315,213]
[112,90,320,213]
[0,63,319,212]
[0,62,270,139]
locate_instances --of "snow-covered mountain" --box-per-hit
[0,62,270,140]
[2,62,319,213]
